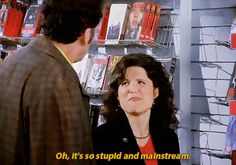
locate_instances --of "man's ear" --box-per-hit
[78,28,95,45]
[84,28,95,44]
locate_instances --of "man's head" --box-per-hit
[41,0,104,44]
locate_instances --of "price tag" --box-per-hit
[146,47,153,55]
[98,47,106,54]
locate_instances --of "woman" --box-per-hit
[93,53,180,165]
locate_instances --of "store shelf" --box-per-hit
[92,11,178,49]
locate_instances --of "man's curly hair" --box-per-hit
[41,0,104,44]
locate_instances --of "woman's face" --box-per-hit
[117,66,159,116]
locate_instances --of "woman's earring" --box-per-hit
[152,99,156,106]
[116,104,121,111]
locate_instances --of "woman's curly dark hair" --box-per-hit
[103,53,179,129]
[41,0,104,44]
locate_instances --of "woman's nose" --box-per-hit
[128,83,138,93]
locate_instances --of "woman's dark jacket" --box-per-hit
[93,109,181,165]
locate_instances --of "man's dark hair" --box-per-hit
[41,0,104,44]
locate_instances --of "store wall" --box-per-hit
[190,0,235,164]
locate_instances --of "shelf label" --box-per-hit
[98,47,106,54]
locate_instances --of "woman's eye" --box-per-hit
[138,81,145,85]
[121,81,129,86]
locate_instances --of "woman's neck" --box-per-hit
[126,112,151,147]
[126,111,151,139]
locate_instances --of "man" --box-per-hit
[0,0,104,164]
